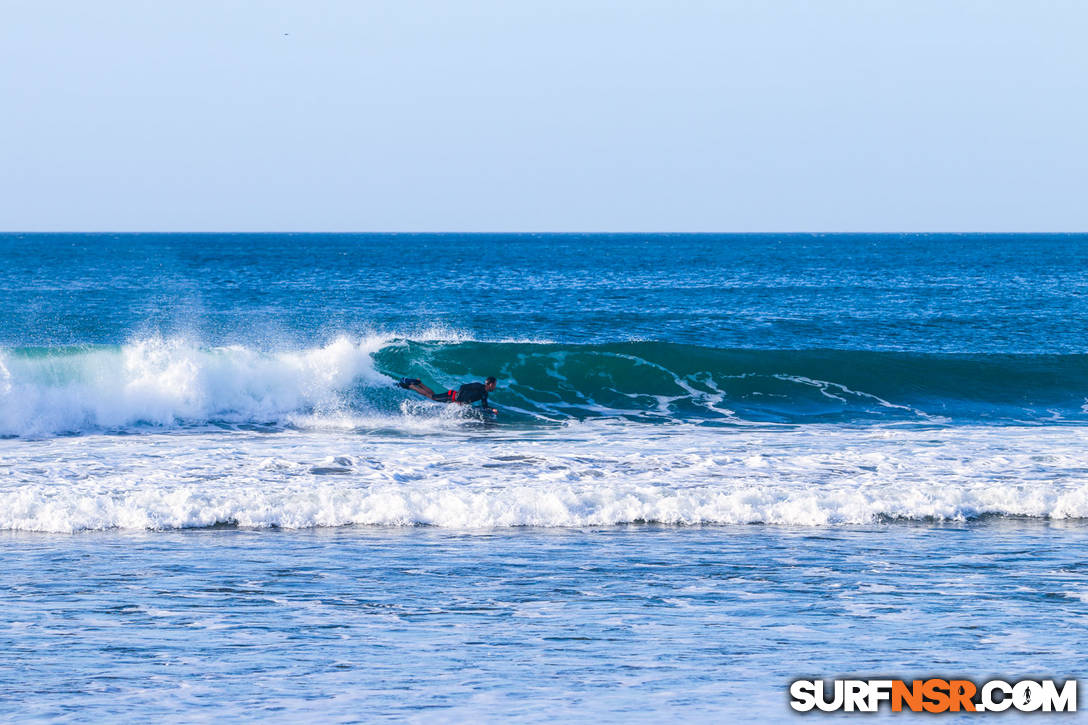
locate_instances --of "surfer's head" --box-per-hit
[485,376,497,391]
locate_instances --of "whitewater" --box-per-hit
[0,336,395,436]
[4,422,1088,533]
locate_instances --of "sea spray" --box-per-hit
[0,336,393,436]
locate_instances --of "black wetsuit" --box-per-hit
[434,382,488,407]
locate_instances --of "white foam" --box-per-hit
[2,423,1087,532]
[0,352,11,397]
[0,336,394,436]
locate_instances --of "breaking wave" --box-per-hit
[2,336,1087,436]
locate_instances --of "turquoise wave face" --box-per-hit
[374,341,1088,425]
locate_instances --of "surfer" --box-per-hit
[397,376,498,414]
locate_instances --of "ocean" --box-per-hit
[1,233,1086,721]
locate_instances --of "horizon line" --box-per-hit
[2,230,1087,236]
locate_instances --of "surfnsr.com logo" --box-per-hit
[790,678,1077,713]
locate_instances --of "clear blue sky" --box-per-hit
[1,0,1085,232]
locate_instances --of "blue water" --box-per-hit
[3,524,1086,722]
[2,233,1087,720]
[3,233,1088,352]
